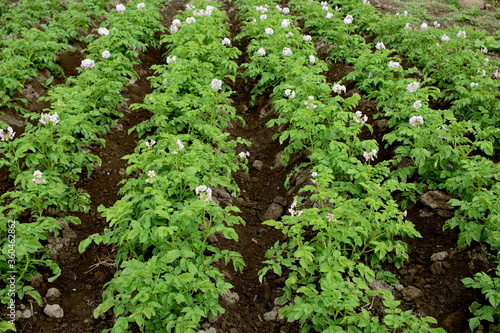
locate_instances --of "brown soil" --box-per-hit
[2,0,494,332]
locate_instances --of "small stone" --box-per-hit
[220,292,239,305]
[273,196,287,207]
[22,309,32,319]
[395,284,404,292]
[261,203,284,222]
[46,288,61,299]
[263,307,279,321]
[430,251,448,262]
[401,286,423,301]
[420,190,454,210]
[31,274,43,288]
[44,304,64,318]
[437,209,453,218]
[252,160,264,171]
[368,279,394,292]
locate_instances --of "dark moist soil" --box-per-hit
[1,0,492,332]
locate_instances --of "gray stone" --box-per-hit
[368,279,394,292]
[273,196,287,207]
[430,251,448,262]
[420,191,454,210]
[220,291,239,305]
[46,288,61,299]
[31,274,43,288]
[252,160,264,171]
[261,203,284,221]
[263,307,279,321]
[21,309,32,319]
[401,286,423,301]
[44,304,64,318]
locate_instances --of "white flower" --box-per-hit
[176,139,184,151]
[409,116,424,127]
[32,170,46,184]
[309,55,315,64]
[238,151,250,158]
[406,81,420,93]
[257,48,266,56]
[282,7,290,14]
[481,47,488,54]
[260,14,267,20]
[195,185,212,201]
[172,19,181,26]
[255,5,267,13]
[222,38,231,45]
[332,84,346,94]
[98,27,109,36]
[166,56,177,64]
[388,61,400,69]
[326,12,334,19]
[170,25,178,33]
[195,185,207,194]
[282,47,292,56]
[265,27,274,35]
[311,172,318,178]
[433,21,440,28]
[441,34,450,41]
[303,35,312,42]
[420,23,428,30]
[285,32,293,38]
[284,89,295,98]
[145,140,156,148]
[322,5,329,11]
[403,10,408,16]
[211,78,222,90]
[40,113,60,125]
[137,3,145,10]
[363,0,371,4]
[413,100,422,109]
[344,15,353,24]
[80,58,95,69]
[145,170,156,183]
[186,17,196,24]
[493,69,500,79]
[116,4,126,12]
[404,23,412,29]
[353,111,367,124]
[375,42,386,50]
[186,4,195,10]
[470,82,478,87]
[281,19,291,28]
[0,126,15,142]
[457,30,466,38]
[363,149,377,161]
[102,50,111,58]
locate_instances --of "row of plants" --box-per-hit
[0,1,166,331]
[79,1,250,332]
[0,0,109,113]
[235,0,443,331]
[293,0,500,329]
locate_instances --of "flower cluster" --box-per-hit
[457,30,466,38]
[284,89,295,98]
[282,47,292,56]
[137,3,145,10]
[145,170,156,183]
[281,19,291,28]
[238,151,250,159]
[363,149,377,162]
[211,78,222,90]
[102,50,111,58]
[344,15,353,24]
[406,81,420,93]
[288,201,303,217]
[311,171,318,184]
[303,35,312,42]
[420,23,428,30]
[0,126,15,142]
[388,61,400,69]
[98,27,109,36]
[353,111,367,124]
[40,113,60,126]
[265,27,274,35]
[276,5,290,14]
[327,213,335,220]
[255,5,268,13]
[80,59,95,69]
[222,38,231,46]
[470,82,478,87]
[186,4,195,10]
[32,170,46,184]
[116,4,126,13]
[441,34,450,42]
[195,185,213,202]
[186,17,196,24]
[304,96,317,109]
[144,140,156,148]
[257,48,266,56]
[193,5,215,16]
[332,84,346,94]
[413,100,422,109]
[166,56,177,64]
[409,115,424,127]
[260,14,267,20]
[172,139,185,154]
[309,55,315,64]
[375,42,386,50]
[326,12,334,19]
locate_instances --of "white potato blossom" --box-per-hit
[457,30,466,38]
[186,4,195,10]
[238,151,250,158]
[145,170,156,183]
[470,82,478,87]
[322,5,329,11]
[406,81,420,93]
[40,113,60,126]
[285,32,293,38]
[281,19,291,28]
[32,170,46,184]
[326,12,334,19]
[222,38,231,45]
[0,127,15,142]
[137,3,145,10]
[481,48,488,54]
[309,55,315,64]
[363,149,377,162]
[166,56,177,64]
[255,5,267,13]
[80,58,95,69]
[441,34,450,41]
[282,7,290,14]
[344,15,353,24]
[413,100,422,109]
[332,84,346,94]
[284,89,295,98]
[375,42,386,50]
[195,185,212,202]
[144,140,156,148]
[170,25,178,33]
[260,14,267,20]
[404,23,412,29]
[420,23,428,30]
[98,27,109,36]
[186,17,196,24]
[172,19,181,26]
[353,111,367,124]
[282,47,292,56]
[257,48,266,56]
[303,35,312,42]
[409,116,424,127]
[102,50,111,58]
[388,61,400,69]
[433,21,440,28]
[265,27,274,35]
[116,4,126,12]
[211,78,222,90]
